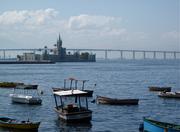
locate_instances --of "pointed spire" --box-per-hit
[59,33,61,41]
[58,33,62,47]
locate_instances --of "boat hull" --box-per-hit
[96,96,139,105]
[158,92,180,99]
[54,108,92,122]
[10,94,42,105]
[148,86,171,92]
[0,117,40,130]
[144,118,180,132]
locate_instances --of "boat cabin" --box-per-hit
[53,89,92,122]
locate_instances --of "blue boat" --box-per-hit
[143,117,180,132]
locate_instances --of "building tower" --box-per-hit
[56,33,66,60]
[57,33,62,56]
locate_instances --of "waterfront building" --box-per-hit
[44,34,96,62]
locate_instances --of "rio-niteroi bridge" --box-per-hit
[0,48,179,60]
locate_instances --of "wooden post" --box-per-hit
[64,79,66,88]
[75,80,78,89]
[79,96,81,108]
[54,95,58,108]
[86,97,88,109]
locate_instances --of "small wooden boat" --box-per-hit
[96,96,139,105]
[9,85,42,104]
[0,82,24,88]
[158,91,180,99]
[53,90,92,122]
[0,117,40,130]
[148,86,171,92]
[143,117,180,132]
[52,78,95,97]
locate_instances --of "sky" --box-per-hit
[0,0,179,51]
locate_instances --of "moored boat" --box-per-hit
[158,91,180,99]
[0,117,40,130]
[148,86,171,92]
[9,85,42,104]
[143,117,180,132]
[96,96,139,105]
[53,89,92,122]
[0,82,24,88]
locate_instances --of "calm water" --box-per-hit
[0,60,180,132]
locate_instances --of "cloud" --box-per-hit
[0,8,58,25]
[68,14,122,30]
[162,31,180,40]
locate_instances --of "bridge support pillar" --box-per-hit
[174,52,176,59]
[133,51,135,59]
[163,52,166,59]
[153,51,156,59]
[105,50,108,60]
[3,50,5,60]
[143,51,146,59]
[120,51,123,59]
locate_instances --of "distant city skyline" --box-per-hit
[0,0,179,51]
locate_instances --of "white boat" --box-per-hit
[158,91,180,98]
[53,89,92,122]
[10,85,42,105]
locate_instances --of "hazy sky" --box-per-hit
[0,0,179,51]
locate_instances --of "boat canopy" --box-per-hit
[65,77,88,82]
[53,90,87,96]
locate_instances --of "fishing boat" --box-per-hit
[9,84,42,104]
[0,117,40,130]
[143,117,180,132]
[52,78,94,97]
[53,89,92,122]
[96,96,139,105]
[158,91,180,99]
[148,86,171,92]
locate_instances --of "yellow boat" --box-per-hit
[0,117,40,130]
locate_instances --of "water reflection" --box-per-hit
[0,128,38,132]
[55,118,92,132]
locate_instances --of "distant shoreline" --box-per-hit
[0,61,55,64]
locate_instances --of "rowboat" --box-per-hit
[158,91,180,99]
[0,82,24,88]
[53,89,92,122]
[148,86,171,92]
[143,117,180,132]
[9,84,42,105]
[52,78,95,97]
[0,117,40,130]
[96,96,139,105]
